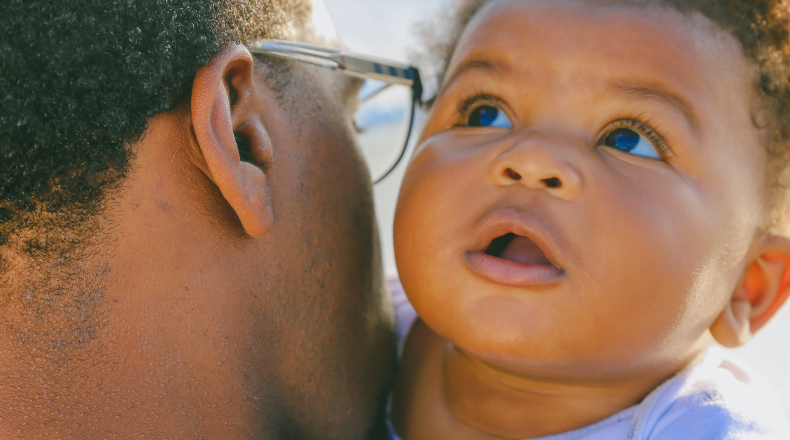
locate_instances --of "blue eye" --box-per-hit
[467,105,512,128]
[601,128,661,159]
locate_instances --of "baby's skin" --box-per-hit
[390,1,790,439]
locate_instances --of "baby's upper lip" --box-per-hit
[472,209,563,269]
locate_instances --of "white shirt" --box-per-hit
[388,277,790,440]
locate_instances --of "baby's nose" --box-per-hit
[489,138,582,201]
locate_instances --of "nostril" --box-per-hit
[505,168,522,181]
[542,177,562,189]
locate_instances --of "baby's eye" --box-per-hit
[599,127,661,159]
[467,105,513,128]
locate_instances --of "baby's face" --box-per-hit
[394,0,769,378]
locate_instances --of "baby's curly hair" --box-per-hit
[415,0,790,232]
[0,0,309,256]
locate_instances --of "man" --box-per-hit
[0,0,396,438]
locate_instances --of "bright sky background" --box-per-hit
[323,0,790,419]
[324,0,445,61]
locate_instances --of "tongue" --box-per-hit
[500,236,551,265]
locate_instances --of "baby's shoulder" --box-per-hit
[634,348,790,440]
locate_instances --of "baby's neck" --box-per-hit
[445,338,716,439]
[443,347,666,438]
[392,319,711,440]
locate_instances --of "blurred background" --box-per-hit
[323,0,790,419]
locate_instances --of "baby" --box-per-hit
[388,0,790,439]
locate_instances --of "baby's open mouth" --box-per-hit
[484,233,553,266]
[466,229,564,287]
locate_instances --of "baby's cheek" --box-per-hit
[585,174,733,355]
[394,167,458,299]
[394,147,489,328]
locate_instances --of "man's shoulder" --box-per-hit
[634,348,790,440]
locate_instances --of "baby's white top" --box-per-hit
[388,276,790,440]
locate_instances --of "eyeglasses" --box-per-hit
[249,39,423,184]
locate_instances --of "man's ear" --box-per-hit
[710,235,790,347]
[191,44,273,238]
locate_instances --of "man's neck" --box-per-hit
[0,112,270,438]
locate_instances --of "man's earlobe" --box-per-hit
[190,44,273,238]
[711,236,790,347]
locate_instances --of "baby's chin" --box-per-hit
[407,272,681,380]
[443,295,563,359]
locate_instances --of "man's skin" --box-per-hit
[0,45,396,439]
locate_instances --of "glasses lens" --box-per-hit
[355,79,414,183]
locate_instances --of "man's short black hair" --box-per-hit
[0,0,308,255]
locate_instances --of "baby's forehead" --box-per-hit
[461,0,745,70]
[449,0,756,120]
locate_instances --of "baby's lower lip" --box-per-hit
[465,251,565,287]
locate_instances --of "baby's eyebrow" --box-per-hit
[608,82,700,136]
[442,58,512,93]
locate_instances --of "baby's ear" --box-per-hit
[710,236,790,347]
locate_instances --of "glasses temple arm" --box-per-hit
[250,40,422,92]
